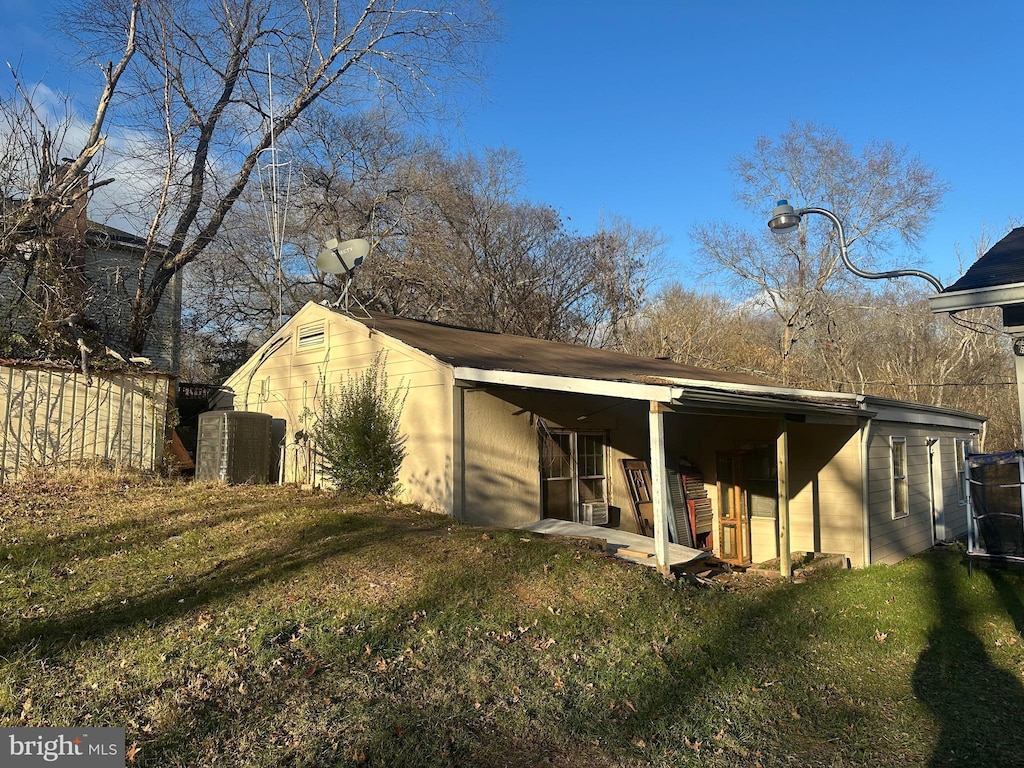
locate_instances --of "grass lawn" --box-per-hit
[3,471,1024,767]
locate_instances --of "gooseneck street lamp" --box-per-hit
[765,199,945,579]
[767,200,944,292]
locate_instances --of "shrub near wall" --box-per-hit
[309,353,407,496]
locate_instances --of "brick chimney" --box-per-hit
[54,159,89,241]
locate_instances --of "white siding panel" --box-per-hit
[866,424,980,565]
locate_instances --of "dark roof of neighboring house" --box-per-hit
[3,196,153,250]
[347,310,778,388]
[943,227,1024,293]
[86,220,151,250]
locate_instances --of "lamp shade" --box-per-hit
[768,199,801,232]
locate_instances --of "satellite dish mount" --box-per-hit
[316,237,370,314]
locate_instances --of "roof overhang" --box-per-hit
[453,367,677,402]
[453,366,869,422]
[669,386,869,424]
[863,396,987,430]
[928,282,1024,314]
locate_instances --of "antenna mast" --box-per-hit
[257,54,293,329]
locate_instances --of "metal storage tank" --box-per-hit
[195,411,273,483]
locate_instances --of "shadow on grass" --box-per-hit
[986,567,1024,635]
[0,512,385,658]
[217,559,823,768]
[912,553,1024,767]
[1,487,346,569]
[27,499,1024,767]
[76,530,784,766]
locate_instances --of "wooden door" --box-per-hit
[716,452,750,565]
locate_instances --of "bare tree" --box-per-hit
[691,121,949,384]
[353,148,664,344]
[2,0,496,366]
[289,143,665,345]
[621,282,780,376]
[0,3,138,361]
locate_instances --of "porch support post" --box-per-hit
[777,416,791,579]
[649,402,670,575]
[1015,351,1024,444]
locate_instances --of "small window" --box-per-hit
[955,437,973,505]
[891,436,909,519]
[297,321,325,350]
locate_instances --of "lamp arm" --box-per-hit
[797,206,944,292]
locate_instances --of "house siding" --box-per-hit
[867,426,935,564]
[219,305,454,512]
[84,246,182,372]
[789,422,864,566]
[0,239,181,373]
[460,389,541,528]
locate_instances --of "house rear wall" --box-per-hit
[221,308,454,513]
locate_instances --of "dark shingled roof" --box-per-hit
[86,220,153,249]
[943,227,1024,293]
[348,310,777,388]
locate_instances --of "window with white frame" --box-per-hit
[891,436,909,519]
[955,437,973,505]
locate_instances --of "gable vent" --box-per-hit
[297,321,325,350]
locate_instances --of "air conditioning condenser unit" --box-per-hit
[579,502,609,526]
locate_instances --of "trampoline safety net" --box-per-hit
[966,451,1024,560]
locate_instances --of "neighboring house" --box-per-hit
[215,302,985,569]
[0,198,182,373]
[929,226,1024,434]
[0,202,182,480]
[78,221,182,373]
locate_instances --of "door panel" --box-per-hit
[717,451,752,565]
[541,429,607,521]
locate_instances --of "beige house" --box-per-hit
[215,302,985,570]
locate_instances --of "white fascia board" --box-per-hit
[928,283,1024,313]
[452,367,677,402]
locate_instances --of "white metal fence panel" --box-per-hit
[0,364,173,482]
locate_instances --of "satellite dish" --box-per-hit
[316,237,369,274]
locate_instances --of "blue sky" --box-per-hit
[450,0,1024,286]
[2,0,1022,287]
